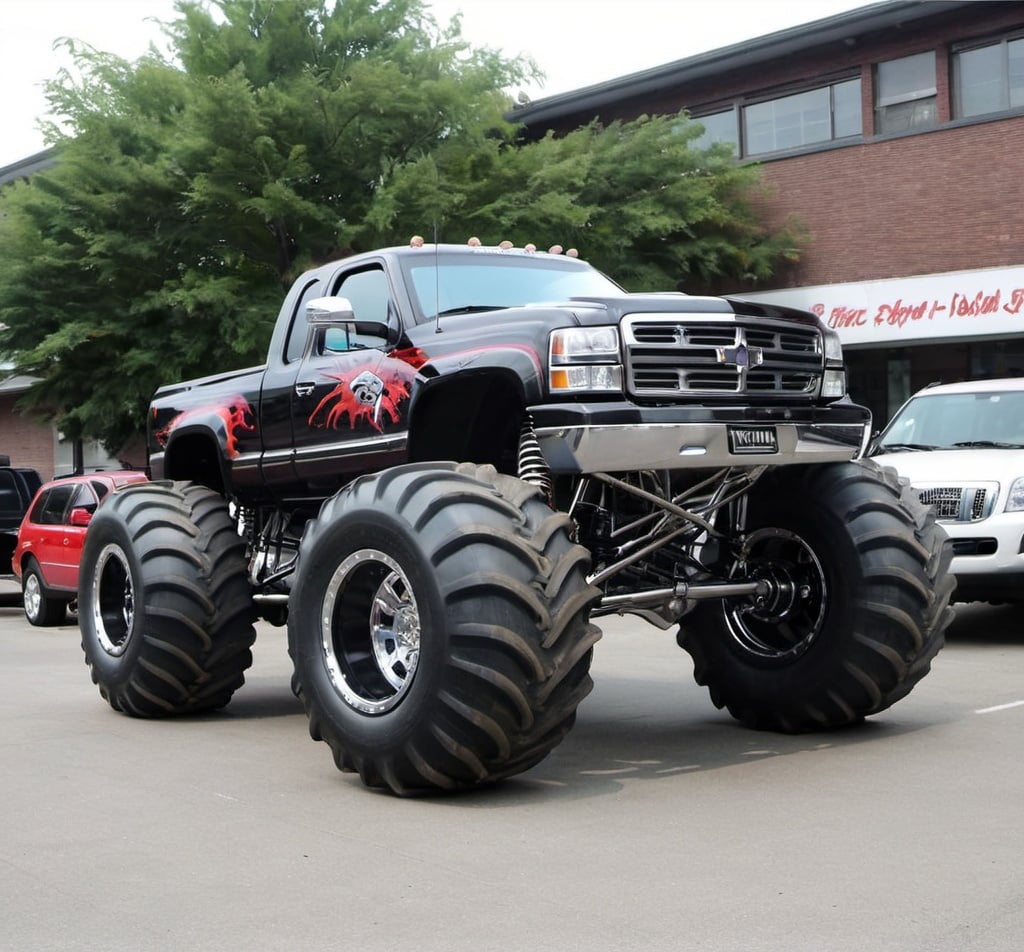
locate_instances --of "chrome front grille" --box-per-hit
[916,486,995,523]
[623,315,823,398]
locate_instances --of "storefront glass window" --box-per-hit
[886,356,911,422]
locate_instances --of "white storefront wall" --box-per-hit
[735,265,1024,349]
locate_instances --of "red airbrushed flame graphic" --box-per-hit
[308,357,415,433]
[389,346,429,370]
[155,396,256,459]
[221,402,256,456]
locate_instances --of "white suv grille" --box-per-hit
[916,486,994,523]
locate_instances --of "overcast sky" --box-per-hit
[0,0,874,168]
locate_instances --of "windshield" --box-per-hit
[877,389,1024,450]
[401,252,623,322]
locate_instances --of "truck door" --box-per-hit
[257,274,326,490]
[290,264,412,493]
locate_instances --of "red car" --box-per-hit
[13,471,148,626]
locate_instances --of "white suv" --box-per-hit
[871,377,1024,605]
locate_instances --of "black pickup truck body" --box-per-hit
[148,243,869,505]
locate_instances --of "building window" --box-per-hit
[954,35,1024,118]
[832,79,862,138]
[692,108,738,153]
[875,51,936,134]
[742,78,861,156]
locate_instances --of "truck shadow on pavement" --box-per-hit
[441,700,943,806]
[460,601,1024,804]
[170,601,1021,798]
[218,678,305,719]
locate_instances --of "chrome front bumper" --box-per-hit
[534,421,869,473]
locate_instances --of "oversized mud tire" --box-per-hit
[288,462,601,795]
[679,459,954,731]
[22,560,67,626]
[78,481,257,716]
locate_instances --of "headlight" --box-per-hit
[821,369,847,399]
[822,328,844,364]
[549,326,623,393]
[551,326,620,360]
[1006,477,1024,512]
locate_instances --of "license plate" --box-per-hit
[728,425,778,454]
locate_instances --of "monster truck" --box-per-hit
[77,240,954,794]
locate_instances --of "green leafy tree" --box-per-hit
[363,115,805,293]
[0,0,531,451]
[0,0,803,454]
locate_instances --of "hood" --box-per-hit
[871,447,1024,486]
[568,293,822,322]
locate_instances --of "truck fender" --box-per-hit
[410,344,545,410]
[405,366,530,471]
[159,422,234,493]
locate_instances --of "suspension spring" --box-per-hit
[517,417,553,501]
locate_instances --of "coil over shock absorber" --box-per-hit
[517,416,553,502]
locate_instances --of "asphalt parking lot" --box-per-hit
[2,593,1022,952]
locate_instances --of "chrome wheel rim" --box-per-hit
[724,527,828,661]
[92,543,135,657]
[23,572,42,622]
[321,548,421,715]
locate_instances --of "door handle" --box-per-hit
[295,382,315,397]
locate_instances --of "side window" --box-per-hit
[334,267,388,323]
[90,480,111,502]
[285,277,325,363]
[324,267,390,352]
[37,485,76,526]
[28,489,49,524]
[0,471,23,516]
[68,483,100,520]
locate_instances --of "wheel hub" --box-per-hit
[369,574,421,691]
[321,549,422,715]
[724,527,827,661]
[24,572,42,621]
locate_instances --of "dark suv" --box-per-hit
[0,464,43,576]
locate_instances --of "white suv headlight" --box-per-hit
[549,326,623,393]
[1006,477,1024,512]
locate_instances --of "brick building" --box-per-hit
[511,0,1024,426]
[0,374,125,480]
